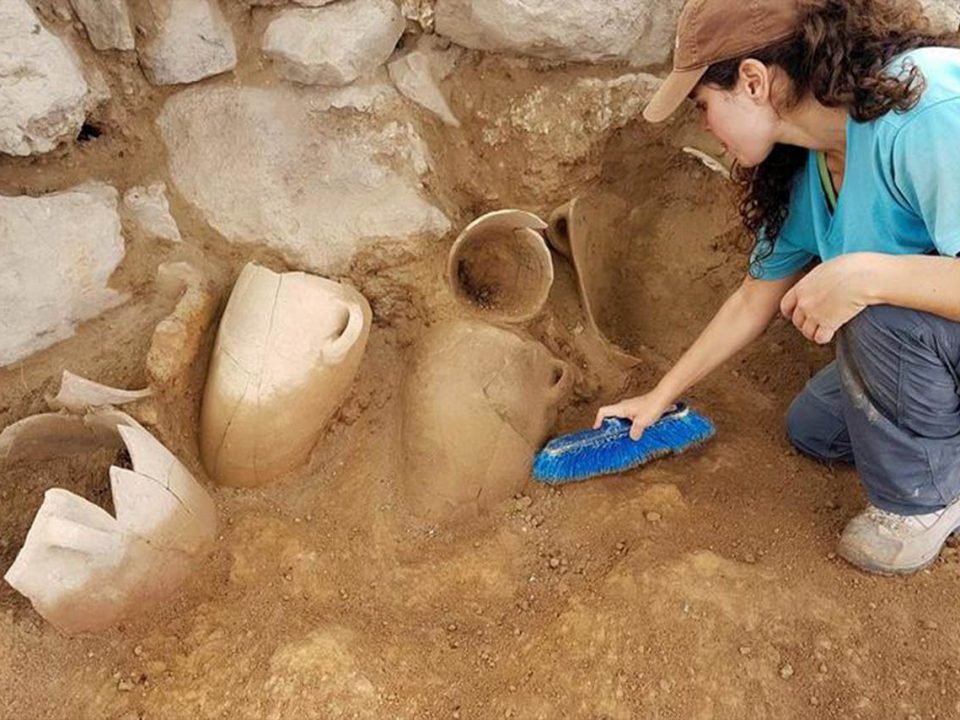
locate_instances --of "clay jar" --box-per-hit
[447,210,553,323]
[200,263,371,488]
[402,320,572,519]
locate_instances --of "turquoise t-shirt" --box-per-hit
[750,47,960,281]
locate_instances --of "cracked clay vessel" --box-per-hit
[402,320,572,519]
[200,263,371,487]
[2,397,216,635]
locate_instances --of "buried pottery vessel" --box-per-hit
[401,320,572,519]
[547,192,639,365]
[447,209,554,323]
[200,263,371,488]
[1,375,216,635]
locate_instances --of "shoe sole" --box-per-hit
[838,527,960,576]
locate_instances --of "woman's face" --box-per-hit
[690,67,781,168]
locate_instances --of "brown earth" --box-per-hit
[2,5,960,720]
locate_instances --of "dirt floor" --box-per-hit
[4,6,960,720]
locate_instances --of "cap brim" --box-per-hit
[642,66,709,123]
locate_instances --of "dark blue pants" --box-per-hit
[786,306,960,515]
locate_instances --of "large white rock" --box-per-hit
[157,84,450,273]
[69,0,135,51]
[435,0,685,67]
[0,184,127,367]
[263,0,405,86]
[0,0,89,156]
[921,0,960,34]
[131,0,237,85]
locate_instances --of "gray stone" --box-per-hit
[435,0,685,67]
[131,0,237,85]
[70,0,135,50]
[157,84,450,274]
[0,183,127,367]
[263,0,405,86]
[0,0,89,156]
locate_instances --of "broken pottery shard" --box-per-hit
[157,84,450,274]
[402,320,572,520]
[53,370,152,413]
[0,413,124,463]
[146,262,220,391]
[546,193,640,366]
[682,147,732,180]
[0,0,89,156]
[70,0,135,51]
[447,210,553,324]
[434,0,685,67]
[123,182,182,242]
[132,0,237,85]
[0,183,127,367]
[387,36,462,127]
[200,263,372,488]
[262,0,405,86]
[3,408,216,635]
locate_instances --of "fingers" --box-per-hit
[629,419,646,442]
[594,405,619,429]
[814,324,835,345]
[780,287,798,319]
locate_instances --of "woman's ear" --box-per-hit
[738,59,771,104]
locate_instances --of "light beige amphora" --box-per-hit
[200,263,371,488]
[547,192,640,365]
[447,210,553,323]
[402,320,573,520]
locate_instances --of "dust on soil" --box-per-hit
[3,6,960,720]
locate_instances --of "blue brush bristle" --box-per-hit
[532,403,715,485]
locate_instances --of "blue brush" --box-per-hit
[532,403,715,485]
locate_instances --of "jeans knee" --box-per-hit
[786,392,851,463]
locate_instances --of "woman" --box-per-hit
[595,0,960,575]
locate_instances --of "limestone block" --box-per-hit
[263,0,405,86]
[402,321,572,519]
[0,0,89,156]
[200,263,372,488]
[0,183,127,368]
[157,84,450,274]
[434,0,685,67]
[2,387,216,635]
[69,0,135,50]
[131,0,237,85]
[387,35,462,126]
[123,182,182,242]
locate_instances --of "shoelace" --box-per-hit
[864,505,932,533]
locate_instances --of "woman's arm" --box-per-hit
[862,253,960,322]
[596,271,800,439]
[780,252,960,345]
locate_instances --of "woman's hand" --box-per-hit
[594,389,676,441]
[780,253,877,344]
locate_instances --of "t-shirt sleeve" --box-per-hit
[748,230,815,280]
[748,167,817,280]
[892,99,960,258]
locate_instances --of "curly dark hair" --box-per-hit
[697,0,959,271]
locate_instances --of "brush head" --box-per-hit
[532,403,715,485]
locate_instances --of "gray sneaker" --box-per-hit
[838,500,960,575]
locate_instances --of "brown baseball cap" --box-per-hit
[643,0,802,123]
